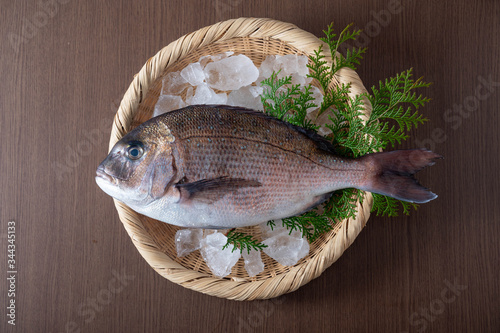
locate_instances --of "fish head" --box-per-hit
[95,120,179,206]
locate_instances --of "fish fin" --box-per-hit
[360,149,443,203]
[191,104,338,154]
[176,176,261,204]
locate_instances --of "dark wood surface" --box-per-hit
[1,1,498,332]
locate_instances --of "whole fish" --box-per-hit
[96,105,441,229]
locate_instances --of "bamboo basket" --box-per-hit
[108,17,373,300]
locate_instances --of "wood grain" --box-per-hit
[0,0,498,332]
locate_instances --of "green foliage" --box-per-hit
[325,93,377,157]
[371,193,418,217]
[309,23,367,92]
[260,72,319,131]
[367,69,431,149]
[279,210,333,242]
[224,23,431,253]
[260,72,299,120]
[224,230,268,254]
[325,188,364,221]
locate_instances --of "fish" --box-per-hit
[95,105,441,229]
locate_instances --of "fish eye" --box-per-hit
[126,144,144,160]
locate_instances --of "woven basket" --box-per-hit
[108,17,373,300]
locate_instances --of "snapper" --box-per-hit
[96,105,441,229]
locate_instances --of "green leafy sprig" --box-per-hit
[367,69,431,149]
[223,23,431,253]
[223,230,268,254]
[371,193,418,217]
[260,71,319,131]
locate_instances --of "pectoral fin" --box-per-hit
[176,177,261,204]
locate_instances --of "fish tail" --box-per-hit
[359,149,442,203]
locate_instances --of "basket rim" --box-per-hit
[109,17,373,300]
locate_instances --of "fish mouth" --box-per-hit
[96,166,115,184]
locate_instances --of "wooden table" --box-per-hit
[1,1,498,332]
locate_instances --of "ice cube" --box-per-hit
[180,62,206,86]
[291,73,313,86]
[161,71,188,95]
[203,229,229,237]
[291,73,306,86]
[275,55,298,77]
[242,248,264,277]
[295,55,309,76]
[198,55,212,68]
[275,54,310,78]
[259,220,288,239]
[227,86,264,111]
[175,229,203,257]
[204,54,259,91]
[203,229,217,237]
[254,76,265,87]
[307,107,335,136]
[248,86,264,98]
[198,52,235,69]
[262,228,310,266]
[259,54,309,81]
[200,232,241,278]
[185,86,194,102]
[259,55,279,79]
[153,95,187,117]
[213,92,228,104]
[317,125,332,137]
[308,85,324,113]
[186,83,227,105]
[187,83,211,104]
[210,51,234,62]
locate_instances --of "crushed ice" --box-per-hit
[242,248,265,277]
[154,52,321,118]
[175,228,203,257]
[260,221,310,266]
[200,232,241,278]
